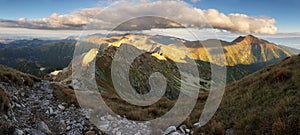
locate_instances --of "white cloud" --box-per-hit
[0,0,278,34]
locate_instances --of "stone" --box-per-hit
[164,126,177,135]
[100,116,105,121]
[81,120,85,126]
[20,92,25,97]
[170,132,182,135]
[3,114,8,120]
[49,107,54,114]
[134,132,141,135]
[66,126,72,131]
[85,130,96,135]
[179,125,187,133]
[37,121,52,135]
[60,121,67,130]
[112,123,118,128]
[226,128,234,135]
[98,121,109,131]
[67,129,81,135]
[13,96,18,101]
[116,131,122,135]
[107,114,115,121]
[30,129,46,135]
[13,129,24,135]
[58,104,65,110]
[15,103,21,108]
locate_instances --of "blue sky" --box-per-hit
[0,0,299,49]
[0,0,299,32]
[189,0,300,32]
[0,0,100,19]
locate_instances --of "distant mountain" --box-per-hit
[183,35,297,66]
[0,39,13,44]
[0,41,75,77]
[0,39,55,48]
[196,54,300,134]
[221,35,299,72]
[225,35,294,66]
[185,39,231,48]
[0,38,76,48]
[277,44,300,55]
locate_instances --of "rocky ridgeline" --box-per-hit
[0,80,193,135]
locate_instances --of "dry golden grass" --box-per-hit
[101,93,174,121]
[0,65,40,86]
[47,53,300,134]
[195,54,300,134]
[0,86,10,113]
[51,83,79,107]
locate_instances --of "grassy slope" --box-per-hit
[0,86,10,113]
[0,64,41,113]
[51,82,78,107]
[195,54,300,134]
[0,65,40,86]
[0,65,41,133]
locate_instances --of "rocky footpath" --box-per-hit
[0,80,193,135]
[96,114,193,135]
[0,81,102,135]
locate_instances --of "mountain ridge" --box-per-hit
[83,34,297,66]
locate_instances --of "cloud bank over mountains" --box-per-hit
[0,0,278,34]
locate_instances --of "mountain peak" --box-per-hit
[245,34,256,38]
[232,34,261,43]
[244,34,260,40]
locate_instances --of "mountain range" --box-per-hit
[53,33,299,118]
[55,34,299,83]
[0,33,299,134]
[0,34,298,79]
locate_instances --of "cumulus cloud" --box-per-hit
[0,0,278,34]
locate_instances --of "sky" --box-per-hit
[0,0,100,19]
[191,0,300,33]
[0,0,299,32]
[0,0,299,48]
